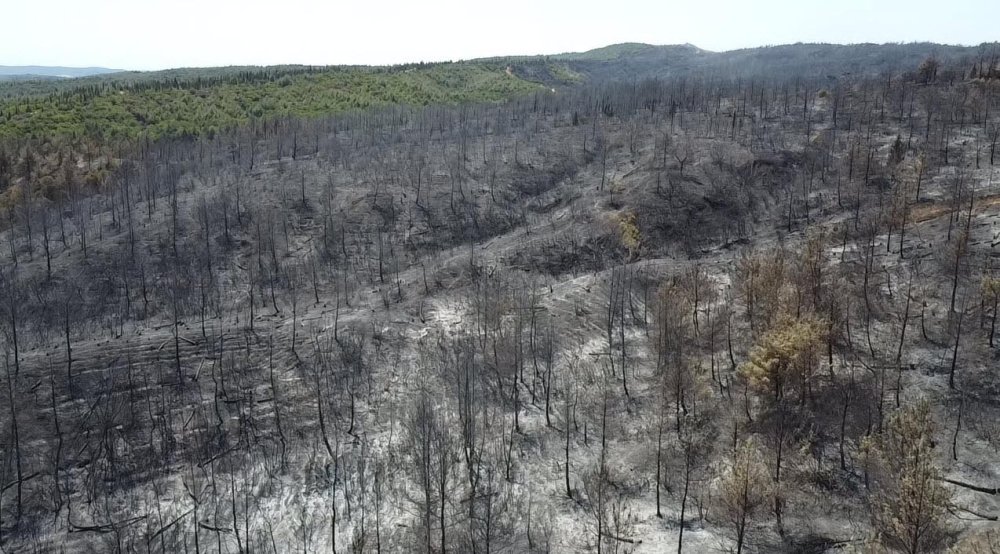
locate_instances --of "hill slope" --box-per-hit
[0,63,542,139]
[534,41,991,82]
[0,54,999,552]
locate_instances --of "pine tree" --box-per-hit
[863,400,950,554]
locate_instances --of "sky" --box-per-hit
[3,0,998,70]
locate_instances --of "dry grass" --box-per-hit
[910,193,1000,224]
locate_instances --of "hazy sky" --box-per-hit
[4,0,997,70]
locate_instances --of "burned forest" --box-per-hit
[2,46,1000,553]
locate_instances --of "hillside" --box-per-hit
[0,63,542,139]
[0,44,999,554]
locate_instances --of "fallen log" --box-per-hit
[951,504,999,521]
[940,477,1000,495]
[69,514,148,534]
[1,471,41,493]
[149,509,194,541]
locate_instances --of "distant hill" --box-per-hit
[551,42,706,62]
[507,41,994,84]
[0,65,122,80]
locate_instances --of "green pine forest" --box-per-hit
[0,63,544,141]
